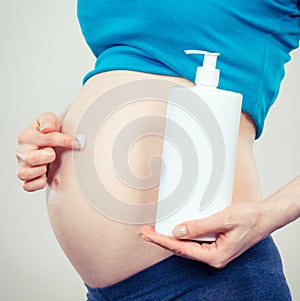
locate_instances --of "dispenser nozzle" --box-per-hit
[184,50,220,87]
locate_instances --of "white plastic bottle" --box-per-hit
[155,50,242,241]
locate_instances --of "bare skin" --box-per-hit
[138,177,300,268]
[16,113,78,192]
[17,70,264,288]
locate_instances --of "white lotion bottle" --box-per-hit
[155,50,243,241]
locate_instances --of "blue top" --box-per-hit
[77,0,300,139]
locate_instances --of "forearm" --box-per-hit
[261,175,300,232]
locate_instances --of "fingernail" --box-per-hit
[41,149,54,156]
[16,152,27,163]
[141,234,152,242]
[137,231,152,242]
[172,225,187,238]
[40,122,53,131]
[72,134,86,151]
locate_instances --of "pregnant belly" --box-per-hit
[46,71,195,287]
[46,70,261,288]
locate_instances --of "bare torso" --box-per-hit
[46,70,261,288]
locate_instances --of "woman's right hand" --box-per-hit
[16,112,81,192]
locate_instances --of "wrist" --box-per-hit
[260,178,300,232]
[259,197,282,233]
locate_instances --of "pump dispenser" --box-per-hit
[184,50,220,87]
[155,50,243,241]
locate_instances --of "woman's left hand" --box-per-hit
[138,201,273,268]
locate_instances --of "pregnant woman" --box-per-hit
[16,1,300,300]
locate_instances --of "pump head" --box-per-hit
[185,50,220,87]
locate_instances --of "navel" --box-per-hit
[46,178,61,204]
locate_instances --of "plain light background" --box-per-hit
[1,1,299,300]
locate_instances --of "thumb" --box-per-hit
[38,112,61,134]
[172,211,231,239]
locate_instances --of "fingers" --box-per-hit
[37,112,61,133]
[16,112,85,194]
[17,163,48,181]
[138,225,223,266]
[18,127,80,150]
[17,146,53,191]
[138,203,266,269]
[19,111,81,150]
[172,211,233,240]
[23,174,48,192]
[16,112,83,193]
[138,226,201,258]
[16,147,56,167]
